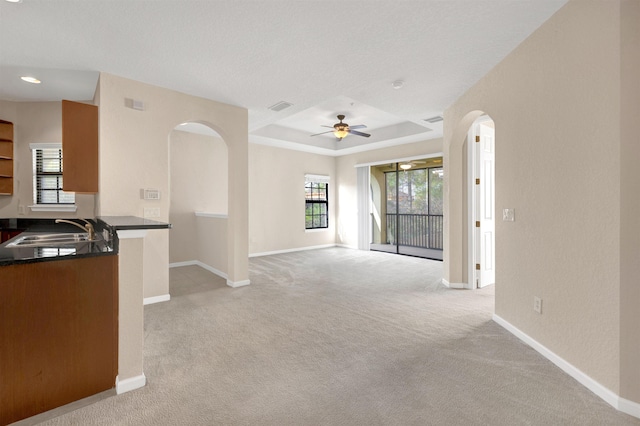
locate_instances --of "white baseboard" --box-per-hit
[143,294,170,305]
[116,374,146,395]
[493,314,640,420]
[249,244,337,258]
[169,260,198,268]
[442,278,466,289]
[170,260,227,279]
[336,243,358,249]
[170,260,248,288]
[227,279,250,288]
[195,261,228,279]
[619,397,640,419]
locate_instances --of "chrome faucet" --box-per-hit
[55,219,96,241]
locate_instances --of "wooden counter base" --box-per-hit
[0,255,118,425]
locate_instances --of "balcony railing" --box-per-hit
[385,214,443,250]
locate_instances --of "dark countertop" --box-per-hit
[98,216,171,231]
[0,233,113,266]
[0,216,170,266]
[0,219,114,266]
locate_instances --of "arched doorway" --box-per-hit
[168,122,229,288]
[467,116,496,288]
[443,110,496,289]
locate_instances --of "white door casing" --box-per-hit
[475,121,496,288]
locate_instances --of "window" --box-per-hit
[305,174,329,229]
[30,143,75,210]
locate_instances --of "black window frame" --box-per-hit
[305,181,329,230]
[33,147,75,205]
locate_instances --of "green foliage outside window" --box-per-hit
[305,182,328,229]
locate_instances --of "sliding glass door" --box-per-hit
[370,159,443,260]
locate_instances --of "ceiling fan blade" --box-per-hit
[348,129,371,137]
[310,130,335,137]
[349,124,367,130]
[321,125,334,129]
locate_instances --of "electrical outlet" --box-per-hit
[534,296,542,314]
[503,208,515,222]
[143,207,160,218]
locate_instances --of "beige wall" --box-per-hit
[335,139,443,248]
[97,73,249,294]
[619,0,640,404]
[0,101,95,218]
[169,130,228,266]
[117,235,144,382]
[444,0,637,403]
[248,143,335,255]
[247,140,443,254]
[196,217,228,274]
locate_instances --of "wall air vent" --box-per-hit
[424,115,443,123]
[268,101,293,112]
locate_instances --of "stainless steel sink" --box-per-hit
[5,233,96,248]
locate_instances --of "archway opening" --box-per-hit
[466,116,496,289]
[168,122,229,289]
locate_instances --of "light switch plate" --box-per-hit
[142,188,161,200]
[503,208,515,222]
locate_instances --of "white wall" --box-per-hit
[444,0,639,406]
[248,143,335,255]
[0,101,95,219]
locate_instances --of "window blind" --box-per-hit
[30,144,75,204]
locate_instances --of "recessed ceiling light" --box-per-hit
[5,0,23,3]
[392,80,404,89]
[21,76,41,84]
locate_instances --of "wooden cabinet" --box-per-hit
[0,229,24,243]
[62,100,98,193]
[0,255,118,425]
[0,120,13,195]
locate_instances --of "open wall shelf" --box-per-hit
[0,120,14,195]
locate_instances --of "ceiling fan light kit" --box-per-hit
[310,114,371,140]
[333,128,349,139]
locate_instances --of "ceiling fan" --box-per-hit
[399,158,442,170]
[310,115,371,140]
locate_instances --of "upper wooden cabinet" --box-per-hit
[0,120,14,196]
[62,100,98,193]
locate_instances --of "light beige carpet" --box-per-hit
[25,248,639,425]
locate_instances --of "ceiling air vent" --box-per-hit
[268,101,293,112]
[424,115,443,123]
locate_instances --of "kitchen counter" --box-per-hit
[0,219,114,266]
[0,217,170,267]
[97,215,171,231]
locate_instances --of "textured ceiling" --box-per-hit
[0,0,568,154]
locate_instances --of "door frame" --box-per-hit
[355,153,444,252]
[467,115,494,289]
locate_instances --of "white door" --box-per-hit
[475,122,495,288]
